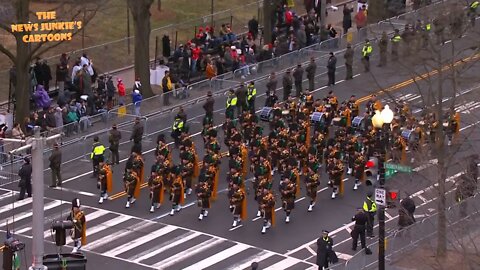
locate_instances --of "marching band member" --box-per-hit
[353,152,366,190]
[97,161,112,204]
[68,198,86,253]
[260,188,276,234]
[230,184,247,227]
[170,166,185,216]
[305,164,320,212]
[279,176,296,223]
[124,168,139,208]
[148,172,164,213]
[196,181,212,220]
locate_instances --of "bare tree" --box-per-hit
[366,0,480,264]
[127,0,154,98]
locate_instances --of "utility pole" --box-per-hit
[320,0,326,25]
[8,127,61,270]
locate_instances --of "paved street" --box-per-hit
[1,12,480,270]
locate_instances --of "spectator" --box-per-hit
[191,44,201,74]
[11,122,25,150]
[18,157,32,200]
[71,59,82,84]
[40,59,52,91]
[132,90,142,116]
[162,71,173,106]
[248,16,259,40]
[117,78,126,105]
[133,77,142,93]
[343,4,354,34]
[45,106,57,133]
[106,76,116,110]
[23,117,34,137]
[205,60,216,79]
[327,24,338,48]
[33,58,45,87]
[34,84,51,110]
[296,24,307,49]
[60,53,69,69]
[80,64,92,96]
[77,99,91,131]
[55,63,67,97]
[355,5,367,33]
[80,53,95,82]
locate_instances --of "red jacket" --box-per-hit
[117,82,126,97]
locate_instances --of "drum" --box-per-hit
[352,116,365,130]
[310,112,326,125]
[260,107,274,122]
[401,129,418,142]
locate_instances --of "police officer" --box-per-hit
[247,81,257,113]
[305,57,317,90]
[226,89,238,119]
[391,29,402,61]
[344,43,354,80]
[361,39,373,72]
[293,64,304,97]
[18,157,32,200]
[130,117,144,154]
[282,69,293,101]
[91,136,106,178]
[108,124,122,165]
[203,91,215,120]
[327,52,337,86]
[378,31,388,67]
[468,1,479,27]
[351,208,373,254]
[171,115,185,146]
[363,191,377,237]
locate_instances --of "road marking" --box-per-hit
[182,243,250,270]
[0,201,62,228]
[67,215,130,245]
[49,209,109,241]
[263,256,301,270]
[336,252,354,261]
[129,231,200,263]
[53,186,97,197]
[151,238,223,269]
[306,246,316,255]
[84,220,153,250]
[414,214,430,219]
[384,212,394,220]
[0,191,15,201]
[284,168,467,256]
[417,195,427,203]
[103,225,177,257]
[229,224,244,231]
[0,197,32,214]
[226,251,274,270]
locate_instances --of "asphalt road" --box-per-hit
[1,22,480,269]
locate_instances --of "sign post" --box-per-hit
[375,188,386,206]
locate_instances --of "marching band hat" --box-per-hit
[72,198,81,208]
[322,230,329,234]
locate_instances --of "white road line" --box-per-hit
[0,197,32,214]
[131,232,201,263]
[263,256,301,270]
[306,246,316,255]
[151,238,222,269]
[84,220,152,250]
[229,224,244,231]
[345,226,352,234]
[225,251,274,270]
[285,169,467,256]
[182,243,250,270]
[103,225,177,257]
[384,212,394,220]
[0,191,15,201]
[53,186,97,197]
[417,195,428,203]
[69,215,130,246]
[0,201,62,228]
[336,252,354,260]
[47,209,108,240]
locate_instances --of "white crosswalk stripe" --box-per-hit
[182,243,250,270]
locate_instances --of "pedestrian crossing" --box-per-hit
[380,87,480,115]
[0,190,314,270]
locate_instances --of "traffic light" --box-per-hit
[387,189,399,207]
[364,157,378,186]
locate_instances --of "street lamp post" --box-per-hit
[371,105,394,270]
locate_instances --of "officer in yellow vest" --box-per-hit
[363,191,377,237]
[226,88,238,119]
[247,81,257,113]
[391,29,402,60]
[91,136,106,178]
[171,116,185,147]
[361,39,373,72]
[469,1,479,26]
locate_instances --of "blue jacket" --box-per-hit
[132,91,142,106]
